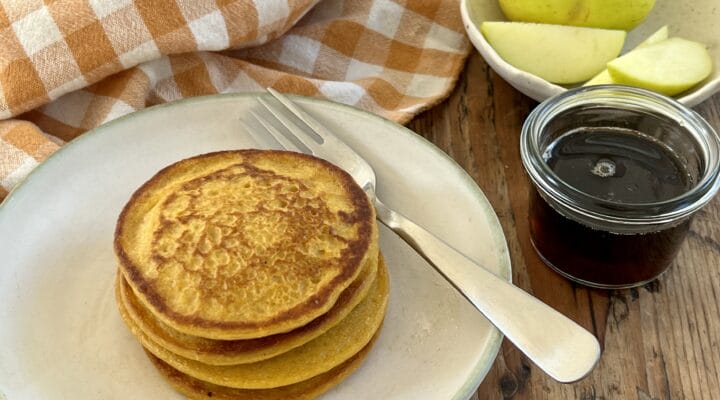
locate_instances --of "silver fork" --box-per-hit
[250,88,600,383]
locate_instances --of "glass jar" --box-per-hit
[520,85,720,289]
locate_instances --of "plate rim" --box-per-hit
[0,93,512,399]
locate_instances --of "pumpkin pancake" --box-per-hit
[114,150,378,340]
[145,330,379,400]
[116,256,389,389]
[118,252,378,365]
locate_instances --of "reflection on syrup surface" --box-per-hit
[544,127,691,204]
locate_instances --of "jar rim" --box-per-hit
[521,85,720,226]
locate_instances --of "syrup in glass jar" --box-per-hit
[521,86,720,288]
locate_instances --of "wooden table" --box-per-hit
[407,52,720,400]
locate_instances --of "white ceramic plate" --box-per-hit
[0,94,511,400]
[461,0,720,107]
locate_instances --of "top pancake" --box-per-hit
[115,150,377,340]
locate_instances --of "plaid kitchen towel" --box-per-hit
[0,0,470,199]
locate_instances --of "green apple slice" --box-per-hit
[607,37,712,96]
[481,22,626,84]
[585,70,614,85]
[637,25,670,47]
[585,25,669,86]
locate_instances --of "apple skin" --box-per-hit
[498,0,656,30]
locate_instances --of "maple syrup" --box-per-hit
[529,128,693,287]
[520,86,720,288]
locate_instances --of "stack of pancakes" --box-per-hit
[113,150,387,399]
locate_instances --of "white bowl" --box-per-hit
[461,0,720,107]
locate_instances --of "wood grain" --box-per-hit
[407,52,720,400]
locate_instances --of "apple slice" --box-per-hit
[585,25,669,86]
[481,22,626,84]
[584,70,614,85]
[607,37,712,96]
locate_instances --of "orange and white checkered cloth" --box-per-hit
[0,0,470,200]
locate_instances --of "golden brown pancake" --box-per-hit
[145,330,379,400]
[118,253,378,365]
[116,256,389,389]
[114,150,378,340]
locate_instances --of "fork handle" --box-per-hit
[373,198,600,383]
